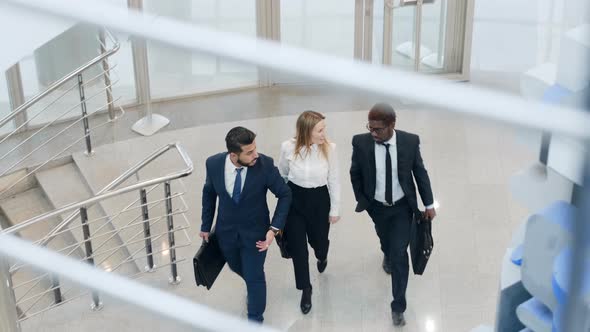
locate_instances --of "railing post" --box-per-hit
[98,30,117,122]
[5,64,27,133]
[80,207,102,310]
[140,189,155,272]
[164,182,180,284]
[77,74,94,156]
[128,0,170,137]
[0,257,20,332]
[539,132,552,165]
[50,274,63,304]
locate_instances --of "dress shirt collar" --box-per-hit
[379,130,397,146]
[225,154,246,173]
[293,138,320,150]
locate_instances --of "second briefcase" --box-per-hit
[410,212,434,275]
[275,230,291,259]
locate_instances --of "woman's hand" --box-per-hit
[329,216,341,224]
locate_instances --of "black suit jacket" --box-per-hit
[201,153,292,239]
[349,131,434,214]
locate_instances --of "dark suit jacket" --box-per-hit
[201,152,292,239]
[350,131,434,214]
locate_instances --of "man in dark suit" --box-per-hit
[350,103,436,326]
[200,126,292,323]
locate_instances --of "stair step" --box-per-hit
[521,201,575,311]
[10,267,57,319]
[546,134,586,186]
[556,23,590,92]
[516,297,552,332]
[0,188,74,318]
[36,162,140,275]
[73,150,189,272]
[509,162,574,212]
[520,62,556,100]
[0,169,38,200]
[0,188,76,254]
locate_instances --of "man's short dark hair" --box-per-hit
[225,127,256,154]
[368,102,396,125]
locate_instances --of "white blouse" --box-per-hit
[278,139,341,217]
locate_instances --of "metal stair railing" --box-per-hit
[0,233,275,332]
[0,29,124,199]
[0,142,193,322]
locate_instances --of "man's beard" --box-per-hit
[237,157,257,167]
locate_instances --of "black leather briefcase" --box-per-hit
[410,212,434,275]
[193,232,226,290]
[275,230,291,259]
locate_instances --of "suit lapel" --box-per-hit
[395,132,407,181]
[218,153,233,201]
[239,160,259,200]
[367,134,377,189]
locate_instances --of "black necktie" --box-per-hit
[383,143,393,205]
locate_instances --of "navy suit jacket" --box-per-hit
[201,152,292,239]
[350,130,434,214]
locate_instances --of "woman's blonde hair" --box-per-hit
[294,110,330,160]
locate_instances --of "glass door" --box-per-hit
[380,0,471,75]
[350,0,470,75]
[269,0,471,85]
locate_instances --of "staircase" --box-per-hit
[0,142,193,323]
[0,185,79,318]
[35,161,140,275]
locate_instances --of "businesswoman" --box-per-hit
[278,110,341,314]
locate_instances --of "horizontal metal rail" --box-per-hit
[0,105,126,197]
[9,206,188,275]
[4,235,267,332]
[20,182,165,254]
[0,80,122,177]
[0,64,116,144]
[0,29,120,130]
[1,143,193,236]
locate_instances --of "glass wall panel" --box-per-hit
[276,0,356,84]
[18,24,122,126]
[281,0,356,58]
[143,0,258,99]
[0,75,13,135]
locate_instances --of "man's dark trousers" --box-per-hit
[367,198,413,313]
[217,231,267,321]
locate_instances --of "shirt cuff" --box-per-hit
[329,207,340,217]
[425,204,435,210]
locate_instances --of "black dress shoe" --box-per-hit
[317,259,328,273]
[300,287,312,314]
[392,311,406,326]
[382,256,392,274]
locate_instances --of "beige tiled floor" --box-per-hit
[18,105,537,332]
